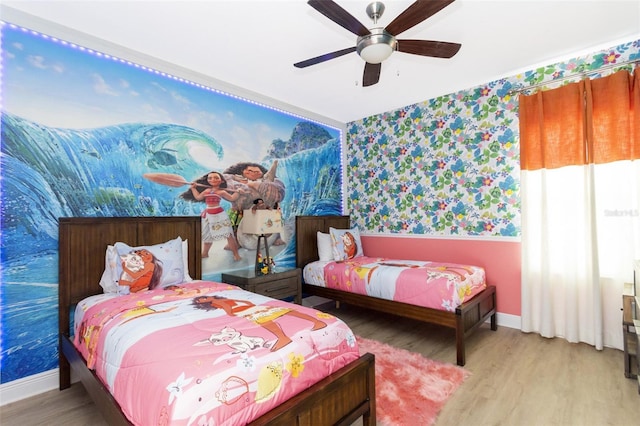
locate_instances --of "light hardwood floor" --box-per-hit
[2,303,638,425]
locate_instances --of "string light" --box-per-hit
[0,21,343,137]
[1,19,346,210]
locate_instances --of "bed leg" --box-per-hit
[59,361,71,390]
[456,342,465,366]
[456,324,465,367]
[362,412,373,426]
[489,287,497,331]
[336,301,340,309]
[362,352,376,426]
[59,336,71,390]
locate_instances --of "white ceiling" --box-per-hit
[2,0,640,124]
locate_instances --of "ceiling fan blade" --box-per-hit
[396,39,461,58]
[362,62,382,87]
[294,46,357,68]
[308,0,370,37]
[385,0,455,36]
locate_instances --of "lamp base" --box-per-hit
[255,234,272,275]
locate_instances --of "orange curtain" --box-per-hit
[520,67,640,170]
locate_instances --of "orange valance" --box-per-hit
[520,68,640,171]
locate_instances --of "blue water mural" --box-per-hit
[0,112,342,383]
[0,22,343,384]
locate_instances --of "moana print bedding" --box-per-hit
[73,281,359,425]
[303,256,486,312]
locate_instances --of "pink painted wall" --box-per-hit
[360,235,522,316]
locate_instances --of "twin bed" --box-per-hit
[58,214,497,425]
[295,215,497,367]
[58,216,375,425]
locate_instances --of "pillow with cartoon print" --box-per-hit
[329,227,364,261]
[99,237,186,294]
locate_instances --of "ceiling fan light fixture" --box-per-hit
[296,0,460,86]
[357,28,396,64]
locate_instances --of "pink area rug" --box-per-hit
[357,336,470,426]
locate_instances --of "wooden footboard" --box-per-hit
[249,353,376,426]
[302,283,496,366]
[62,332,375,426]
[455,285,497,366]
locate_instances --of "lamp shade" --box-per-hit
[242,209,283,235]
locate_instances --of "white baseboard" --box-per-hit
[0,368,79,406]
[0,311,521,406]
[0,369,60,406]
[495,312,521,330]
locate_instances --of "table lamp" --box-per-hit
[241,209,283,274]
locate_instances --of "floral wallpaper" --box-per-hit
[346,39,640,237]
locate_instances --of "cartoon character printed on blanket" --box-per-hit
[74,281,359,425]
[324,257,487,312]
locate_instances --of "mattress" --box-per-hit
[303,256,487,312]
[302,259,331,286]
[73,280,359,425]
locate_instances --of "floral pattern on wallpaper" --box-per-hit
[347,39,640,237]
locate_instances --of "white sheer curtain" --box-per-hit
[521,162,640,349]
[519,69,640,350]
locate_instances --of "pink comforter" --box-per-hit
[74,281,359,425]
[323,256,486,311]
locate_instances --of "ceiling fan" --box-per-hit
[294,0,461,87]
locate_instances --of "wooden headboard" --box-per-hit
[58,216,201,326]
[58,216,201,388]
[295,215,350,269]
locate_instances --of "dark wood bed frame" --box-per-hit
[58,216,376,425]
[295,215,498,366]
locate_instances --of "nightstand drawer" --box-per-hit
[221,268,302,304]
[254,276,299,299]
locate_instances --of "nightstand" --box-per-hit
[623,294,638,379]
[637,329,640,394]
[221,268,302,304]
[636,328,640,394]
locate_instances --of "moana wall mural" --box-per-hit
[0,22,343,383]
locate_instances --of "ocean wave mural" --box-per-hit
[0,23,342,383]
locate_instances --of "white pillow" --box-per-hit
[182,239,193,282]
[317,232,333,261]
[99,245,120,293]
